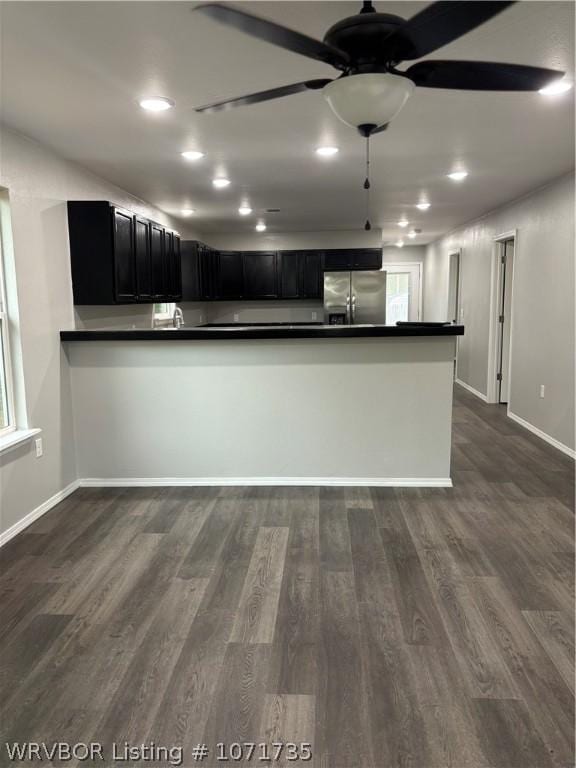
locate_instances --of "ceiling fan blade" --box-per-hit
[387,1,516,61]
[194,3,349,68]
[405,60,565,91]
[195,79,332,114]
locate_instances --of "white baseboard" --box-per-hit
[0,479,80,547]
[455,378,489,403]
[0,474,453,548]
[507,411,576,459]
[79,477,453,488]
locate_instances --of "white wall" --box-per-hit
[66,337,456,483]
[0,127,183,536]
[382,245,426,265]
[205,229,383,252]
[424,172,575,452]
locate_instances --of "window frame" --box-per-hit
[0,233,16,438]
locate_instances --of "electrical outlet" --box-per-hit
[539,385,545,399]
[234,313,240,323]
[35,437,43,458]
[311,311,318,321]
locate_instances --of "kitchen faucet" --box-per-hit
[172,306,184,328]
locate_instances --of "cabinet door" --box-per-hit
[301,251,323,299]
[217,251,244,299]
[199,246,218,299]
[278,251,300,299]
[181,241,201,300]
[150,223,165,298]
[164,231,182,299]
[352,249,382,270]
[172,235,182,299]
[324,250,352,271]
[243,251,277,298]
[134,217,152,301]
[112,207,136,302]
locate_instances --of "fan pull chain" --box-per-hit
[364,135,371,231]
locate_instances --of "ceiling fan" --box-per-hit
[193,0,565,136]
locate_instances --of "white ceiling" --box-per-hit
[1,1,574,244]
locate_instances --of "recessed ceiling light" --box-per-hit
[539,78,573,96]
[396,240,404,248]
[139,97,174,112]
[316,146,340,157]
[181,208,195,216]
[256,222,267,232]
[181,150,205,161]
[416,202,431,211]
[398,219,409,227]
[447,170,468,181]
[212,177,231,188]
[408,230,417,239]
[238,205,253,216]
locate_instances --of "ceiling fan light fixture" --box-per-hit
[256,221,267,232]
[322,73,414,132]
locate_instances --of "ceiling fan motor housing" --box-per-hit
[324,12,405,69]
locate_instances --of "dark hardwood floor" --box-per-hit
[1,385,574,767]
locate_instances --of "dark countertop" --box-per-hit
[61,324,465,341]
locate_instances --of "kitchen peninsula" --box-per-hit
[61,324,464,486]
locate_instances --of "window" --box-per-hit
[153,302,176,322]
[0,234,15,436]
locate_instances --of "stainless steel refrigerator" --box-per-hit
[324,271,387,325]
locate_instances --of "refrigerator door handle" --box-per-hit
[346,294,351,324]
[351,294,357,324]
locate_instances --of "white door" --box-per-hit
[384,263,421,325]
[447,252,461,323]
[498,239,514,403]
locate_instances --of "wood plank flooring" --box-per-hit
[1,385,574,767]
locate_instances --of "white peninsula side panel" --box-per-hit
[65,337,456,485]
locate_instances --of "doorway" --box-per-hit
[488,231,517,405]
[496,238,515,404]
[447,251,461,377]
[383,263,422,325]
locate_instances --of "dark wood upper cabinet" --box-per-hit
[181,241,202,300]
[68,201,180,305]
[324,248,382,271]
[300,251,324,299]
[278,251,301,299]
[217,251,244,299]
[242,252,277,299]
[150,222,165,299]
[134,216,152,300]
[178,243,380,303]
[112,207,137,302]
